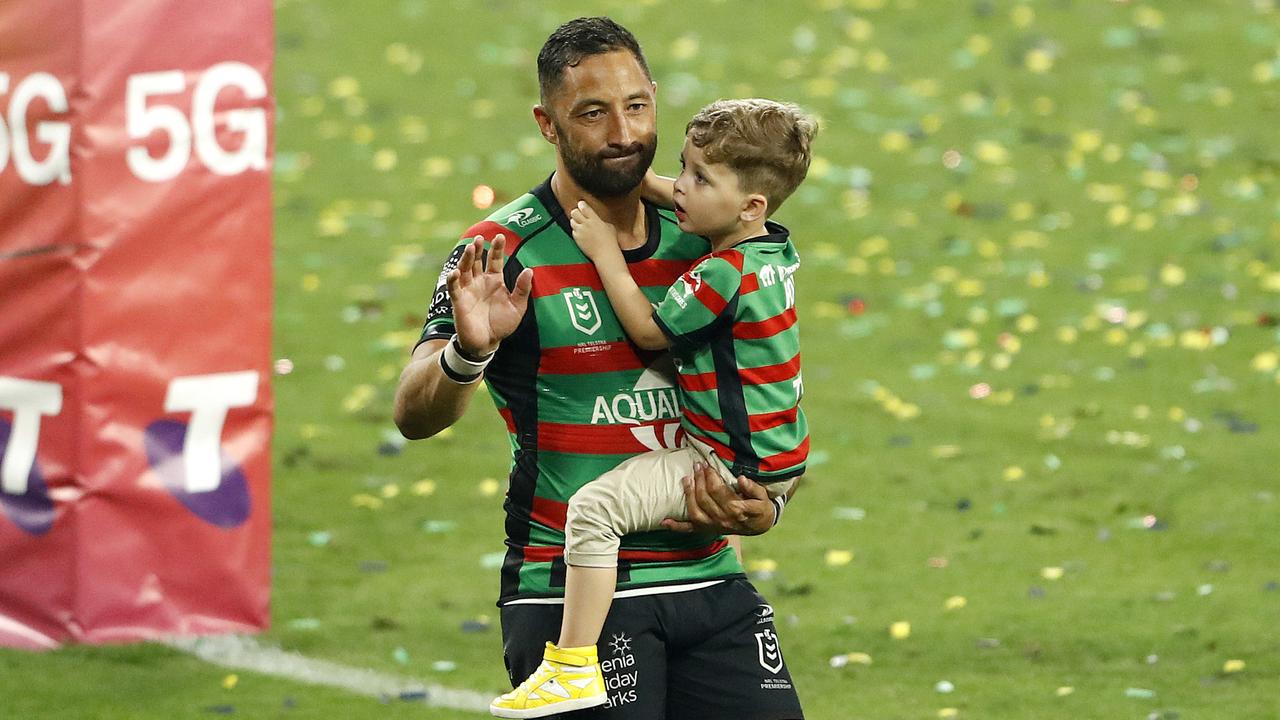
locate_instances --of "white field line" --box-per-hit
[164,634,492,713]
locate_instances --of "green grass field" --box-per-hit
[5,1,1280,717]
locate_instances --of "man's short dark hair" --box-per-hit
[537,17,651,105]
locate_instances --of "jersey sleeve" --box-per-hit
[653,255,741,350]
[417,238,471,347]
[417,218,529,349]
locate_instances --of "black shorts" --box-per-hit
[500,577,804,720]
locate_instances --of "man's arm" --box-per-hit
[569,201,670,350]
[393,235,532,439]
[393,338,482,439]
[641,170,675,210]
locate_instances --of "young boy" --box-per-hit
[491,98,816,718]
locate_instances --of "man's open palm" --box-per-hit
[447,235,533,356]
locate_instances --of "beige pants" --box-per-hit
[564,436,796,568]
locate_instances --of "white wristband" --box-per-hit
[440,334,493,384]
[770,495,787,526]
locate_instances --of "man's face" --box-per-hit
[539,50,657,198]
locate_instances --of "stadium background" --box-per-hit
[4,0,1279,717]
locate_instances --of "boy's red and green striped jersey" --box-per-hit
[419,177,744,603]
[652,221,809,482]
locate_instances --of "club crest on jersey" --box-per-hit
[563,287,602,335]
[755,629,784,674]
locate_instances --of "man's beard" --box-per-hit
[557,125,657,199]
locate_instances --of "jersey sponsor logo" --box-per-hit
[756,604,775,625]
[505,207,542,227]
[426,243,468,325]
[755,628,784,674]
[589,356,681,450]
[563,287,602,335]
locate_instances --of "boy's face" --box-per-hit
[672,136,754,239]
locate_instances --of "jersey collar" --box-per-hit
[533,174,663,262]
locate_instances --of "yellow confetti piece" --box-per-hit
[1223,659,1246,673]
[889,621,911,640]
[747,558,778,574]
[846,18,874,42]
[420,156,454,178]
[478,477,502,497]
[1003,466,1025,482]
[966,34,991,56]
[342,384,375,413]
[1253,60,1276,84]
[825,549,855,567]
[222,674,239,690]
[351,494,383,510]
[301,273,321,292]
[1011,4,1034,27]
[380,483,400,499]
[931,445,962,459]
[1016,315,1040,333]
[409,480,437,497]
[1210,86,1234,107]
[1178,330,1212,350]
[938,709,959,720]
[879,130,910,153]
[859,235,890,257]
[670,35,700,61]
[1134,5,1165,29]
[954,279,985,298]
[864,48,890,73]
[471,99,496,119]
[845,652,873,665]
[1010,230,1048,249]
[1261,272,1280,292]
[1072,130,1102,153]
[1252,352,1279,373]
[1025,48,1054,74]
[974,140,1009,165]
[944,596,967,611]
[373,149,397,172]
[385,43,410,66]
[1107,204,1132,226]
[1032,96,1055,116]
[808,156,832,181]
[328,76,359,99]
[1056,686,1075,697]
[299,96,324,117]
[1041,566,1065,581]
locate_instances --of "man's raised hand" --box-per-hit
[447,235,533,357]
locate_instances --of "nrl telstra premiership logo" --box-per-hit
[563,287,602,335]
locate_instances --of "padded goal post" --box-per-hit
[0,0,274,648]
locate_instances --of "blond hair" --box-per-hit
[685,99,818,214]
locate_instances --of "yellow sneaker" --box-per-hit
[490,642,607,718]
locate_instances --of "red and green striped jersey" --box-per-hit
[652,222,809,482]
[419,177,744,603]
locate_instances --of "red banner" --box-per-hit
[0,0,273,649]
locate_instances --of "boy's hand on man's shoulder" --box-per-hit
[569,200,618,260]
